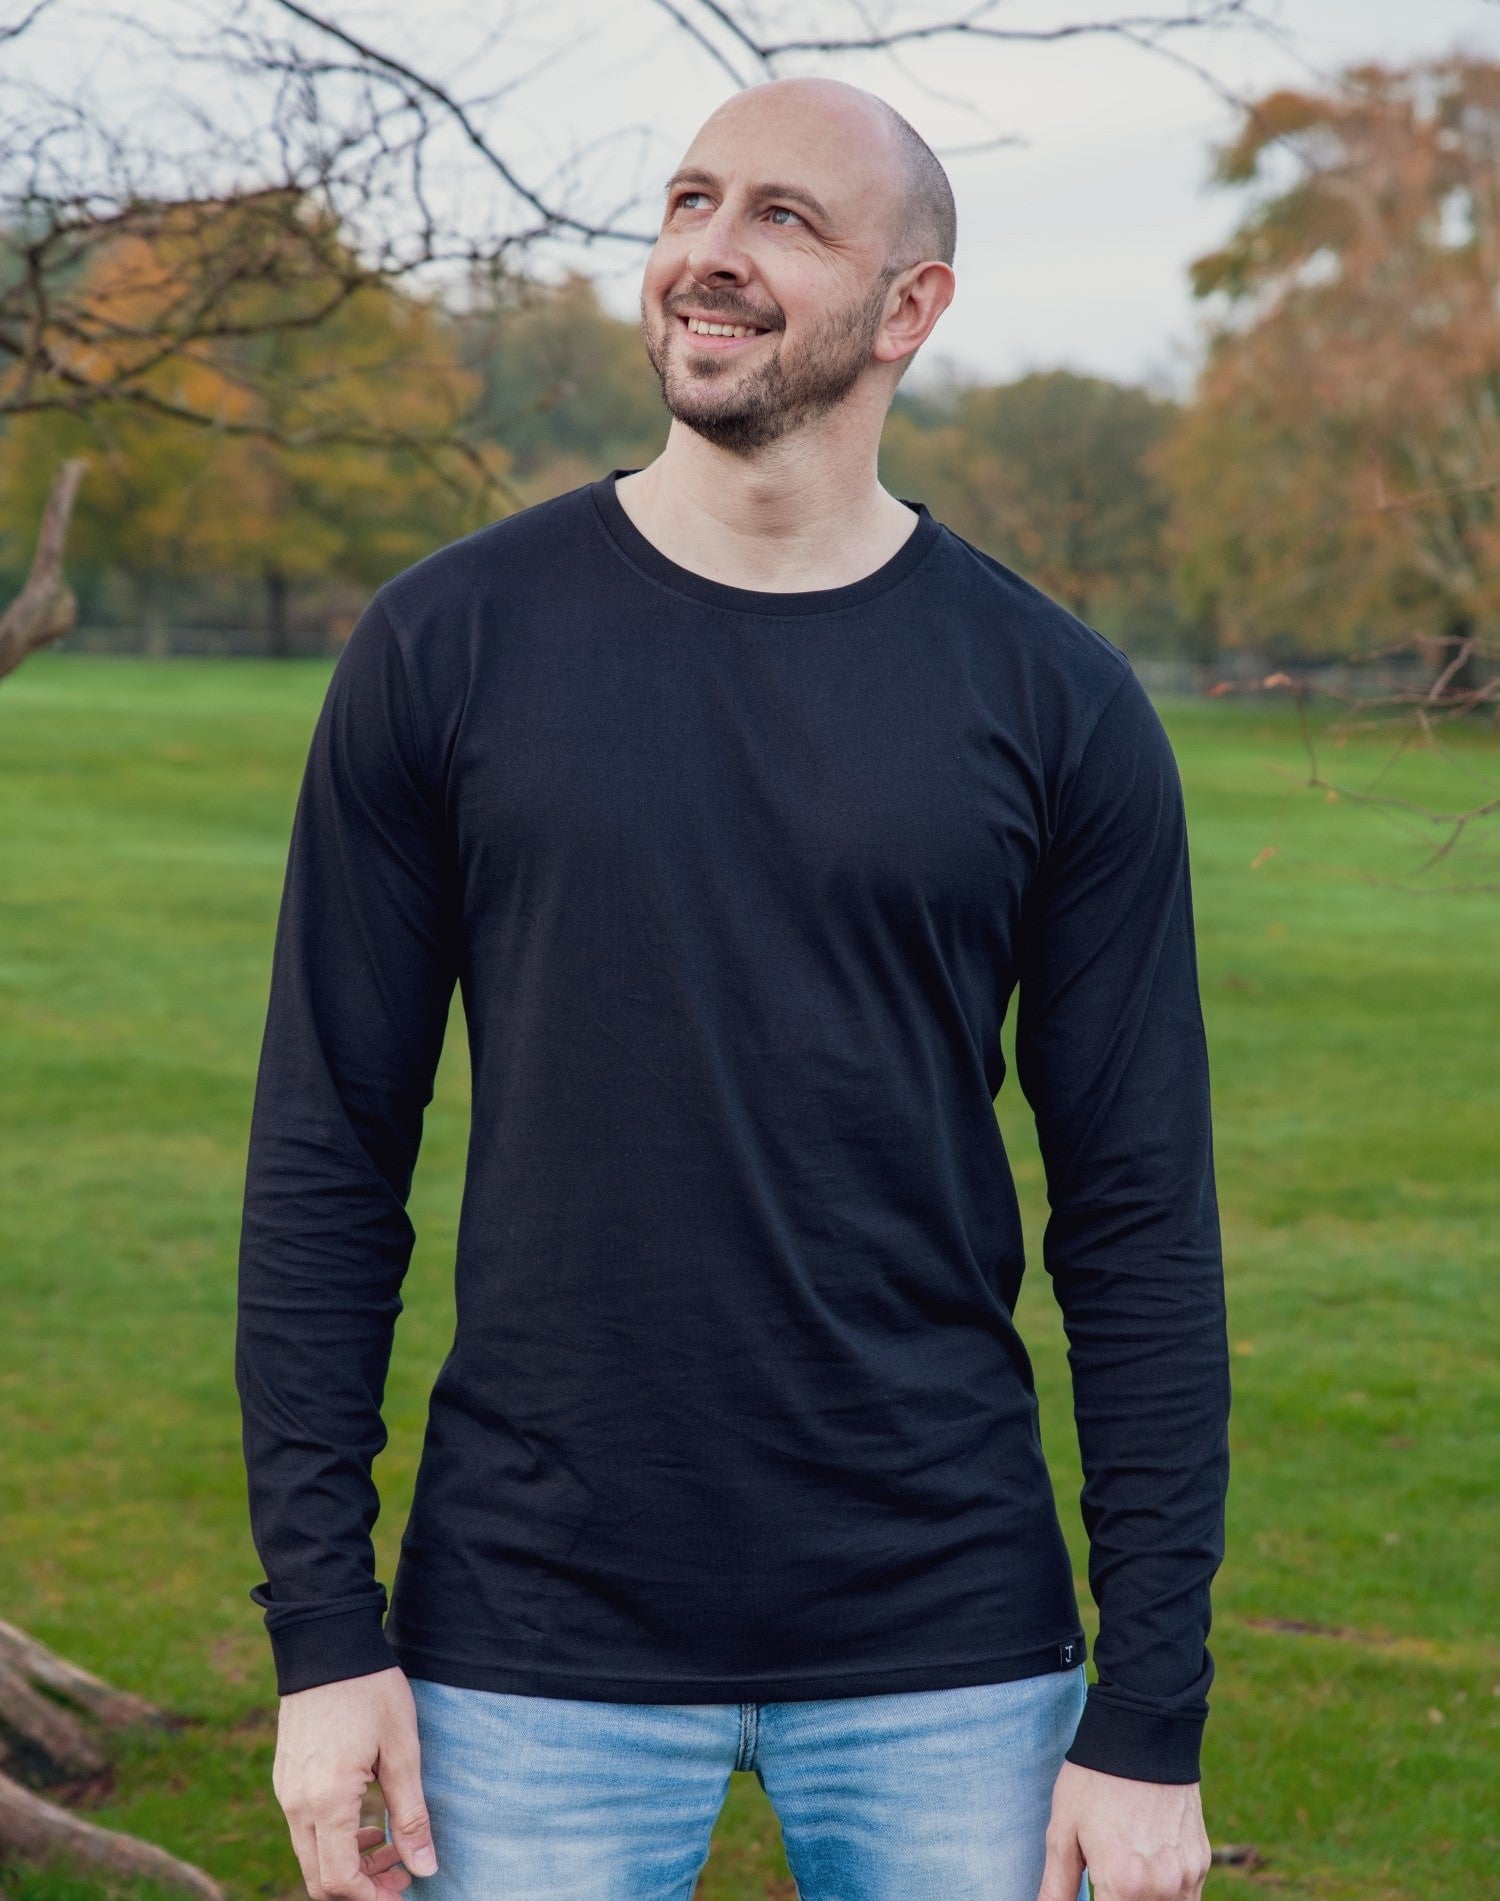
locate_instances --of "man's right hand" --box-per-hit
[272,1665,440,1899]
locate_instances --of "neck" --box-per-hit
[614,408,918,593]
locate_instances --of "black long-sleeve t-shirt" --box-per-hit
[236,468,1230,1784]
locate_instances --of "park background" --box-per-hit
[0,0,1497,1896]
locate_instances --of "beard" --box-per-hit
[641,273,895,454]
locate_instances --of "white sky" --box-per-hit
[533,0,1500,398]
[15,0,1500,398]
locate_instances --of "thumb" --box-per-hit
[378,1751,439,1878]
[1036,1822,1085,1901]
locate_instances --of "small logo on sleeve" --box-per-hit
[1060,1640,1078,1666]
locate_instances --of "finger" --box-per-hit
[351,1824,410,1891]
[1036,1826,1087,1901]
[289,1817,327,1900]
[378,1752,439,1878]
[314,1803,381,1901]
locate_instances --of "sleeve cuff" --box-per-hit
[1064,1685,1206,1784]
[256,1595,400,1696]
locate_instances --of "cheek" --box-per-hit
[641,245,680,307]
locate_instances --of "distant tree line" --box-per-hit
[5,39,1500,687]
[0,242,1201,660]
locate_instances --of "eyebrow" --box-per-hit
[662,166,833,227]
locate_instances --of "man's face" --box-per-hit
[639,89,904,454]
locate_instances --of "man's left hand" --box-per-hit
[1035,1760,1212,1901]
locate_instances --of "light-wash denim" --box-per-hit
[395,1664,1091,1901]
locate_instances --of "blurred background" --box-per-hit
[0,2,1496,1897]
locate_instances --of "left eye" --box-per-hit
[768,207,800,226]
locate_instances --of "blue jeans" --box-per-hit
[398,1664,1091,1900]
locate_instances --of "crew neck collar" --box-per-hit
[589,467,942,618]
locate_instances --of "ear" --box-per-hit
[872,260,956,369]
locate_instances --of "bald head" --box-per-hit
[865,93,959,275]
[703,78,956,277]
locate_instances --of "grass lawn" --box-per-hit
[0,652,1495,1900]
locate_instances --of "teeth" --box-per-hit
[686,317,762,337]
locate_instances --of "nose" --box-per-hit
[685,203,752,288]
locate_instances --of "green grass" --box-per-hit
[0,655,1496,1900]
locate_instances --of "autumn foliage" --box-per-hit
[5,56,1500,674]
[0,193,505,641]
[1157,55,1500,663]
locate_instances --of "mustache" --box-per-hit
[667,302,780,330]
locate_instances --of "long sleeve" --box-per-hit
[1014,665,1230,1785]
[235,592,461,1696]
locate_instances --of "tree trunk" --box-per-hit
[265,563,292,658]
[139,573,172,659]
[0,459,87,684]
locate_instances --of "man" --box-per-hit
[237,74,1230,1901]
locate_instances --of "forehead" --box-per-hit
[671,94,899,236]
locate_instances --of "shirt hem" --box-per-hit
[387,1631,1088,1704]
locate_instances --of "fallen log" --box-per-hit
[0,1615,171,1730]
[0,1612,221,1900]
[0,1771,223,1900]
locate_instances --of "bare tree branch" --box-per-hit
[1207,635,1500,892]
[0,0,57,43]
[263,0,640,246]
[646,0,755,91]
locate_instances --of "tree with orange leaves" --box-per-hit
[0,195,501,656]
[1156,53,1500,685]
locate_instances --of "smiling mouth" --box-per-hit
[675,312,772,348]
